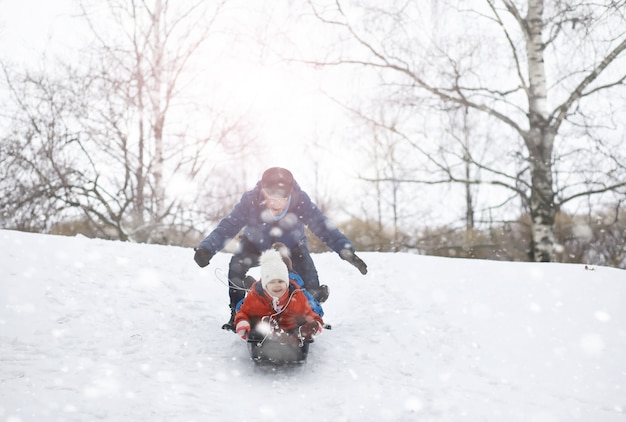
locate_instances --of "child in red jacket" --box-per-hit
[234,249,323,343]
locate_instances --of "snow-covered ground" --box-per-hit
[1,229,625,421]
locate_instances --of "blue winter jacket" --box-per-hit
[198,181,354,256]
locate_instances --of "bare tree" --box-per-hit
[357,113,412,249]
[303,0,626,261]
[0,0,258,243]
[0,63,89,233]
[76,0,232,241]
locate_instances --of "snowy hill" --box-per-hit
[1,229,625,421]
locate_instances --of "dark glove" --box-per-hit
[193,247,214,268]
[340,249,368,275]
[298,320,322,340]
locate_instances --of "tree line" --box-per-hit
[1,0,625,269]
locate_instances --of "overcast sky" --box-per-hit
[0,0,366,206]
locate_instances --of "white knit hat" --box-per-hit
[260,249,289,290]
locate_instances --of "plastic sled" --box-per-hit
[247,336,313,364]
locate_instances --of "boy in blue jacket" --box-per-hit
[193,167,367,331]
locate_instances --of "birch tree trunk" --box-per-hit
[521,0,557,261]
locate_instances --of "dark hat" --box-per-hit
[261,167,294,197]
[272,242,293,271]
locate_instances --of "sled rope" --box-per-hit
[252,290,300,346]
[214,268,249,292]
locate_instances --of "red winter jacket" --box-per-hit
[235,280,323,332]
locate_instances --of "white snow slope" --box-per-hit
[1,229,625,422]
